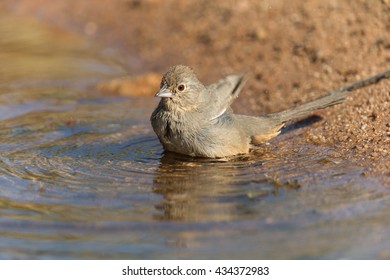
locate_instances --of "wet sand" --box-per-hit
[3,0,389,181]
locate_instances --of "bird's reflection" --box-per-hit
[151,115,325,222]
[152,150,277,222]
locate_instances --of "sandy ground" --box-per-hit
[3,0,390,181]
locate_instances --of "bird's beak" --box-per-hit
[155,88,173,98]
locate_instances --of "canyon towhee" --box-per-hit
[151,65,390,158]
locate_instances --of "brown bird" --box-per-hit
[151,65,390,158]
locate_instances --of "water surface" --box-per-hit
[1,14,390,259]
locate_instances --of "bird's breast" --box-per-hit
[152,109,205,153]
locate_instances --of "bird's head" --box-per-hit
[155,65,206,111]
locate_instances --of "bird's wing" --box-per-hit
[205,73,246,120]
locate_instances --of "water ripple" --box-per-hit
[0,128,161,189]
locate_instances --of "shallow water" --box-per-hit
[1,14,390,259]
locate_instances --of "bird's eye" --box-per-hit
[177,84,185,91]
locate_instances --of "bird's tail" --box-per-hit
[245,68,390,144]
[268,68,390,123]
